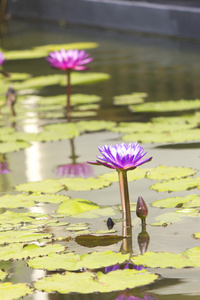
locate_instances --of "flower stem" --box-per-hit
[117,169,132,235]
[66,69,71,122]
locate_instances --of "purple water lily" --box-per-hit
[115,293,157,300]
[0,161,11,174]
[88,142,152,171]
[46,49,93,121]
[0,52,6,66]
[46,49,93,71]
[88,143,152,234]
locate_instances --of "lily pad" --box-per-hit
[150,177,200,192]
[0,282,33,300]
[0,194,35,208]
[98,168,148,183]
[36,94,102,106]
[146,166,196,181]
[0,230,52,245]
[192,233,200,240]
[57,199,99,215]
[0,243,65,261]
[28,250,129,271]
[33,42,98,52]
[113,92,147,105]
[23,193,71,204]
[151,194,200,209]
[71,111,97,118]
[0,141,31,153]
[34,269,158,293]
[131,251,195,268]
[61,72,111,86]
[122,129,200,144]
[74,207,117,219]
[0,270,8,281]
[129,99,200,113]
[0,211,48,225]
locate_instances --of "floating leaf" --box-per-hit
[130,99,200,113]
[37,94,102,106]
[113,92,147,105]
[0,269,8,281]
[151,177,200,192]
[76,120,116,132]
[75,234,123,248]
[146,166,196,181]
[0,141,31,153]
[151,194,200,209]
[15,179,64,194]
[23,193,71,204]
[28,250,129,271]
[99,168,148,183]
[0,243,65,261]
[71,111,97,118]
[57,199,99,215]
[61,72,111,86]
[60,177,110,191]
[0,230,52,245]
[0,194,35,208]
[122,129,200,144]
[0,282,33,300]
[193,233,200,240]
[183,247,200,266]
[74,207,116,219]
[0,211,48,225]
[34,269,158,293]
[33,42,98,52]
[131,251,195,268]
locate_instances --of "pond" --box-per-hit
[0,19,200,300]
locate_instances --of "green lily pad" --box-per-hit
[146,166,196,181]
[193,233,200,240]
[0,270,8,281]
[61,72,111,86]
[151,194,200,209]
[131,251,195,268]
[23,193,70,204]
[15,177,110,194]
[113,92,147,105]
[98,168,148,183]
[0,210,48,226]
[57,199,99,215]
[0,141,31,153]
[0,194,35,208]
[129,99,200,113]
[28,250,129,271]
[183,247,200,266]
[122,129,200,144]
[33,42,98,52]
[71,111,97,118]
[0,128,15,140]
[0,230,52,245]
[73,207,117,219]
[0,243,65,261]
[34,269,158,293]
[74,104,99,111]
[150,177,200,192]
[0,282,33,300]
[36,94,102,106]
[76,120,116,132]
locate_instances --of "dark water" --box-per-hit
[1,19,200,300]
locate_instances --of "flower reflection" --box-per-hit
[56,139,93,178]
[105,263,144,274]
[115,292,157,300]
[0,154,11,174]
[0,52,6,66]
[57,162,92,178]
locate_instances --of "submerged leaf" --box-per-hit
[75,234,123,247]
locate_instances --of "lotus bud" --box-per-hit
[136,196,148,224]
[107,217,114,230]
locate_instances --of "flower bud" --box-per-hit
[136,196,148,221]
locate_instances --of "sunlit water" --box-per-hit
[0,19,200,300]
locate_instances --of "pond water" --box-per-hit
[1,19,200,300]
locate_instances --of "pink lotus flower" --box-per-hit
[46,49,93,71]
[0,52,6,66]
[88,142,152,171]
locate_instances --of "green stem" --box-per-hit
[66,69,71,122]
[117,169,132,236]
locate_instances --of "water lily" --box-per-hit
[115,293,157,300]
[0,52,6,66]
[46,49,93,121]
[0,154,11,174]
[88,143,152,233]
[88,142,152,171]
